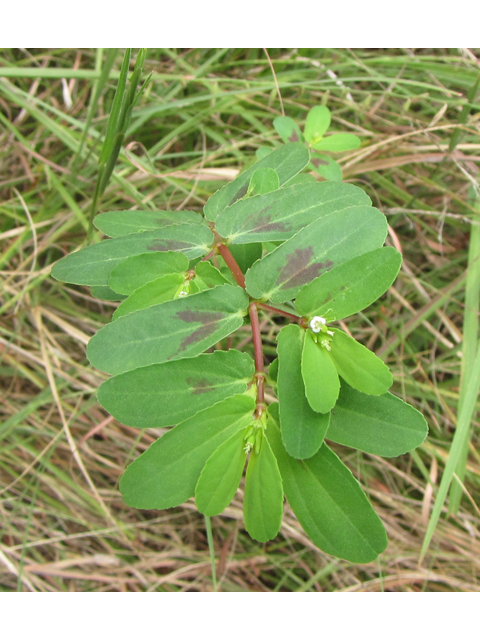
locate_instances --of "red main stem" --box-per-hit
[217,243,265,412]
[216,243,245,289]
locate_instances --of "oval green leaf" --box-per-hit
[295,247,402,320]
[273,116,304,144]
[90,285,126,301]
[309,155,343,182]
[204,143,310,221]
[312,133,361,152]
[108,252,189,295]
[228,243,263,274]
[243,435,284,542]
[97,349,254,429]
[329,329,393,395]
[216,181,371,245]
[195,429,247,516]
[277,325,330,459]
[94,209,205,237]
[245,205,388,303]
[304,106,331,144]
[267,408,388,563]
[87,284,249,374]
[249,167,280,195]
[193,261,230,290]
[301,331,340,414]
[119,395,255,510]
[51,225,213,286]
[112,273,185,319]
[327,383,428,457]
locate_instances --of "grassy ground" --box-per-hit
[1,48,480,592]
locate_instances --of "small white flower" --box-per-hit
[309,316,327,333]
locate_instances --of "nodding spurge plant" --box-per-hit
[52,139,428,564]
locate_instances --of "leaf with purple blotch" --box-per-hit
[216,181,370,245]
[97,349,254,428]
[94,209,205,237]
[295,246,402,320]
[273,116,304,144]
[245,205,388,303]
[87,284,249,374]
[309,154,343,182]
[51,224,213,286]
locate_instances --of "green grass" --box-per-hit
[1,48,480,592]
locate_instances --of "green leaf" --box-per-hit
[309,155,343,181]
[268,357,278,383]
[204,143,310,221]
[329,329,393,395]
[312,133,361,152]
[216,181,371,245]
[195,429,247,516]
[119,395,255,510]
[97,349,254,428]
[112,273,186,320]
[295,247,402,320]
[248,167,280,195]
[277,325,330,459]
[228,244,263,274]
[243,435,284,542]
[267,407,387,563]
[327,384,428,457]
[51,225,213,286]
[193,261,230,290]
[301,331,340,414]
[283,173,317,187]
[273,116,304,144]
[94,210,205,237]
[304,106,331,144]
[87,284,249,374]
[108,252,189,295]
[245,205,387,303]
[255,146,274,160]
[89,285,126,301]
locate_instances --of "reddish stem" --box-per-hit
[249,301,265,415]
[216,242,266,417]
[216,243,246,289]
[257,302,300,322]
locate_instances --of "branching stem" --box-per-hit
[257,302,301,322]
